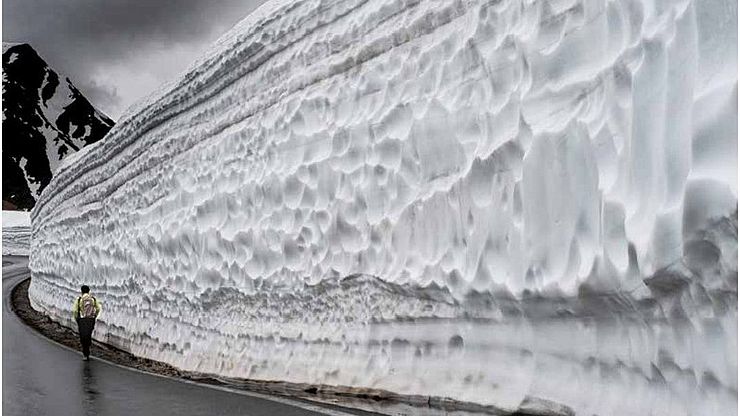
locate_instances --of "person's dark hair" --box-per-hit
[81,285,90,294]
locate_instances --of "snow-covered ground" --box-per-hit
[29,0,737,414]
[3,211,30,256]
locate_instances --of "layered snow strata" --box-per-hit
[3,211,30,256]
[29,0,737,414]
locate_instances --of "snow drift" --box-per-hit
[29,0,737,414]
[3,210,30,255]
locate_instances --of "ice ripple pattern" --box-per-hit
[29,0,737,414]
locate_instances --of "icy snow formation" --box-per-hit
[29,0,736,414]
[3,211,30,255]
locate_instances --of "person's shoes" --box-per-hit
[82,356,89,361]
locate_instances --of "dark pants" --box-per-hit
[77,317,96,358]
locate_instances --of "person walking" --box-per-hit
[72,285,101,361]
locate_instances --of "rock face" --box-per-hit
[2,43,114,210]
[28,0,737,415]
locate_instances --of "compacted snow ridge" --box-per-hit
[29,0,737,415]
[3,210,31,255]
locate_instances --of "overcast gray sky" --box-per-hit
[3,0,268,120]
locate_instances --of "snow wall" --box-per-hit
[29,0,737,414]
[3,211,30,255]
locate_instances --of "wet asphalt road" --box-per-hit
[2,256,372,416]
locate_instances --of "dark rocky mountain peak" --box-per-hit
[3,42,114,210]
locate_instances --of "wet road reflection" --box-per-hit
[81,361,99,416]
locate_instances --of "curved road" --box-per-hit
[2,256,376,416]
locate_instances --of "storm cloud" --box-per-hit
[3,0,267,119]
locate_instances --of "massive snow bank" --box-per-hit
[3,211,30,255]
[29,0,736,414]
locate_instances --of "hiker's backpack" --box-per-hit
[78,295,97,319]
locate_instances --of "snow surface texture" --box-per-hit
[29,0,737,414]
[3,211,30,255]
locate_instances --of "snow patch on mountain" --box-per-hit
[29,0,737,414]
[16,158,41,198]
